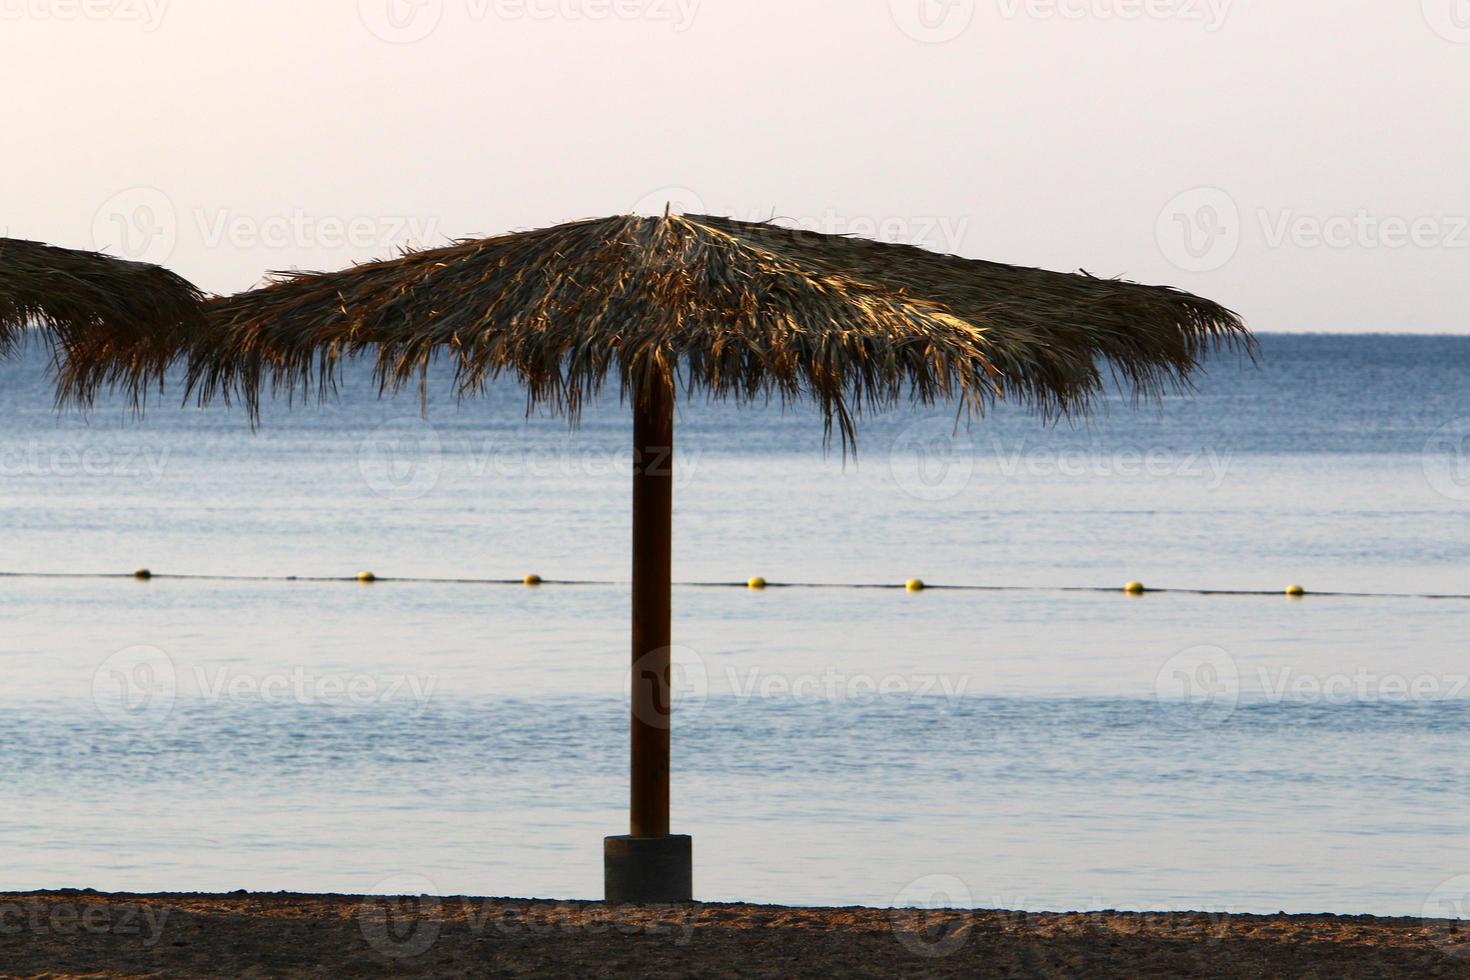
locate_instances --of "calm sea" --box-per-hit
[2,334,1468,916]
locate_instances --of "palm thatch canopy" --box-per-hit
[186,213,1248,448]
[0,237,206,399]
[117,212,1253,900]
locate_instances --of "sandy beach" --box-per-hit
[2,891,1467,978]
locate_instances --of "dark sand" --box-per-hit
[2,891,1468,978]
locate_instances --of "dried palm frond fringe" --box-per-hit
[179,214,1250,450]
[0,237,206,403]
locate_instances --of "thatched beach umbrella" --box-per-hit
[0,237,205,396]
[172,213,1247,902]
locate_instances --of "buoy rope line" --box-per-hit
[0,570,1461,601]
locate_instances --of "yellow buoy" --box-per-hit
[1286,584,1306,598]
[132,568,152,581]
[906,579,926,592]
[524,574,543,587]
[747,577,767,590]
[358,571,377,583]
[1124,581,1146,596]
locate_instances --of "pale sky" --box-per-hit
[3,0,1467,333]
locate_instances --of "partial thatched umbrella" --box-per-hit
[0,237,206,397]
[172,213,1248,902]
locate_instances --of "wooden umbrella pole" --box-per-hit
[630,377,673,838]
[605,376,691,903]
